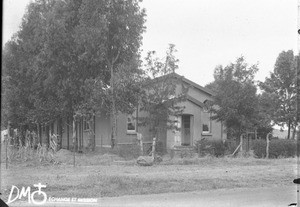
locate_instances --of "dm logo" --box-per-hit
[7,183,47,205]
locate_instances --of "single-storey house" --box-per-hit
[39,73,226,152]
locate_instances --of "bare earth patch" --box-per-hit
[0,150,298,202]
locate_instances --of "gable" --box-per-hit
[144,72,214,108]
[174,77,213,105]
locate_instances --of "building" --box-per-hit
[41,73,226,152]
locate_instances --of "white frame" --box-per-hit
[127,113,137,133]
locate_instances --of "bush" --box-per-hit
[251,140,266,158]
[116,144,141,160]
[7,144,58,164]
[195,139,227,157]
[252,139,298,158]
[155,141,164,155]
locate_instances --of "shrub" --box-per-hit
[116,144,141,160]
[155,141,164,155]
[195,139,227,157]
[252,139,298,158]
[7,144,58,164]
[251,140,266,158]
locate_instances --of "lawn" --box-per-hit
[0,147,298,202]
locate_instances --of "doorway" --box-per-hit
[181,115,192,146]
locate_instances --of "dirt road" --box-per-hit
[8,185,299,207]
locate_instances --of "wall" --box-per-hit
[115,113,137,144]
[185,84,213,103]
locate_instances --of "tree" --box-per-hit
[206,57,260,140]
[138,45,187,150]
[2,0,146,149]
[259,50,298,139]
[73,0,146,147]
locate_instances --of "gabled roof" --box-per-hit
[144,72,214,96]
[186,95,205,108]
[171,73,214,96]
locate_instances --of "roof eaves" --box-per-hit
[186,95,205,108]
[181,76,214,96]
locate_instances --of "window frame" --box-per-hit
[127,112,137,134]
[202,111,212,134]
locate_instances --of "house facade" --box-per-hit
[41,73,226,152]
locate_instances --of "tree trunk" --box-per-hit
[292,126,296,140]
[107,51,120,149]
[58,118,63,150]
[67,116,70,150]
[292,119,297,139]
[37,123,41,145]
[110,64,117,149]
[93,115,96,151]
[75,121,78,152]
[72,115,76,167]
[87,118,95,151]
[46,125,50,147]
[287,119,291,139]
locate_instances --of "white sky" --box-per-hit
[3,0,299,86]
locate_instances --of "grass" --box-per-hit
[0,146,298,202]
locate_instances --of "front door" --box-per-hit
[181,115,191,146]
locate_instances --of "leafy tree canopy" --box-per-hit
[2,0,146,130]
[206,56,260,138]
[259,50,298,139]
[138,44,187,138]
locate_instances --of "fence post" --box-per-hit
[266,132,271,159]
[152,137,156,158]
[240,133,244,153]
[137,133,143,155]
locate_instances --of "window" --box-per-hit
[202,123,210,132]
[127,113,136,133]
[202,111,211,133]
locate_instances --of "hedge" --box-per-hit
[195,139,228,157]
[252,139,299,158]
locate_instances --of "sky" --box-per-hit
[3,0,299,87]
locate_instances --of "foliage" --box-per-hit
[206,57,260,138]
[138,45,187,141]
[259,50,298,139]
[2,0,146,148]
[194,139,227,157]
[252,139,298,158]
[256,125,273,140]
[116,144,141,160]
[7,144,59,165]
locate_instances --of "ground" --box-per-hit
[6,186,300,207]
[0,148,298,204]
